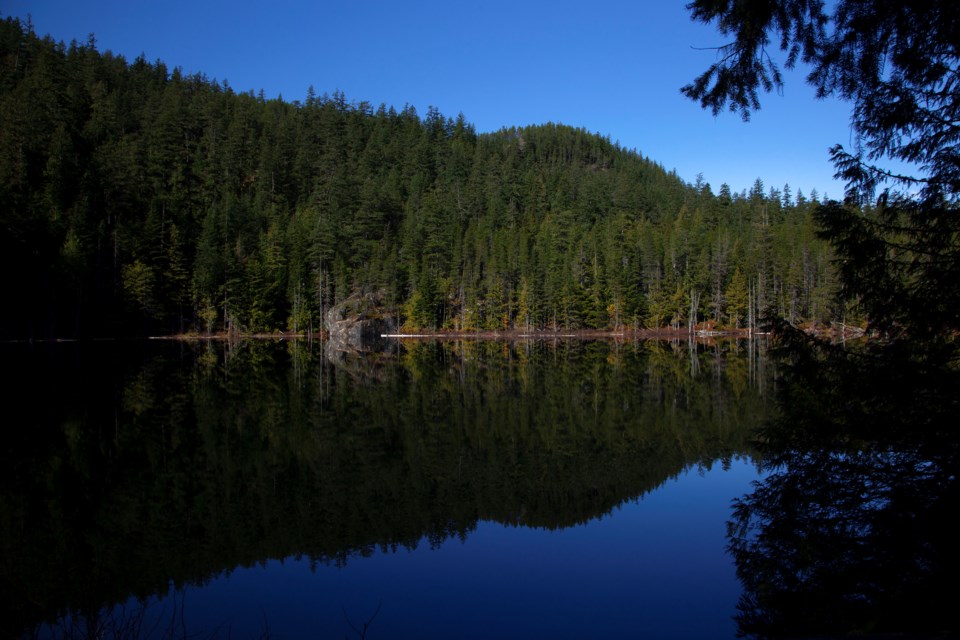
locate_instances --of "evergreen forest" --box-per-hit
[1,17,845,340]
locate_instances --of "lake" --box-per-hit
[3,337,776,638]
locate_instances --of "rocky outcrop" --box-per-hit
[324,291,398,350]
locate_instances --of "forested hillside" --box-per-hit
[1,18,845,339]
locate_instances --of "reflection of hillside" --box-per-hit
[0,339,771,634]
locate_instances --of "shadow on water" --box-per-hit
[727,325,960,639]
[1,337,773,637]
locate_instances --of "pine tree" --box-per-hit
[724,267,748,329]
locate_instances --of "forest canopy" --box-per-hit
[684,0,960,339]
[1,17,843,339]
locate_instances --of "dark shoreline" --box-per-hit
[4,323,868,344]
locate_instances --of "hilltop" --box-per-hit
[1,17,844,340]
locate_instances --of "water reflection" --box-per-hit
[728,331,960,639]
[1,338,771,637]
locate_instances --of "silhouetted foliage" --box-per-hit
[687,6,960,636]
[685,0,960,204]
[686,0,960,338]
[728,323,960,638]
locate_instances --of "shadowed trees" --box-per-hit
[1,17,841,339]
[727,324,960,638]
[684,0,960,337]
[685,3,960,637]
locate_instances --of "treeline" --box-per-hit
[1,17,845,339]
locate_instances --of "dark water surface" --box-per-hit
[2,338,775,638]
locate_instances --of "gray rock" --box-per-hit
[325,291,398,351]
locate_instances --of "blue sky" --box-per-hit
[4,0,853,199]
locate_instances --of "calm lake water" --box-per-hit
[2,338,776,639]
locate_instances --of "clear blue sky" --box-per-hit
[4,0,853,199]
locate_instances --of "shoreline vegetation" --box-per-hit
[181,322,864,341]
[2,18,851,343]
[3,323,866,344]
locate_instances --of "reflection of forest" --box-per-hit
[729,334,960,639]
[0,338,770,634]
